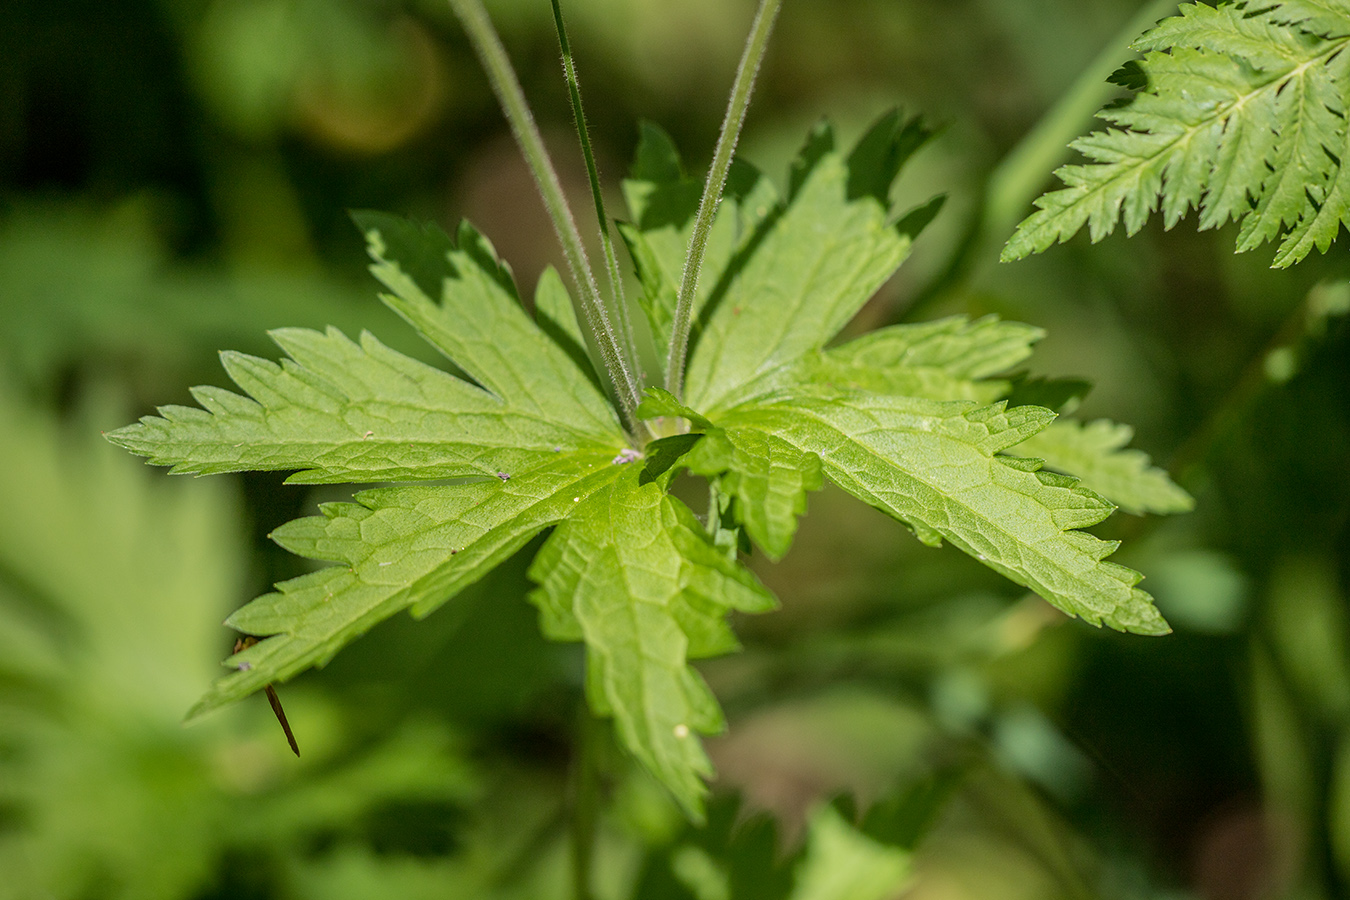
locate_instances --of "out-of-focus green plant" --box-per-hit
[0,384,475,899]
[0,200,426,395]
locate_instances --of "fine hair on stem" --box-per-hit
[449,0,786,423]
[446,0,643,432]
[550,0,641,378]
[665,0,782,399]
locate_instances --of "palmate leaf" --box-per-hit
[110,209,776,815]
[109,217,631,718]
[616,117,1170,632]
[1002,0,1350,268]
[113,109,1184,817]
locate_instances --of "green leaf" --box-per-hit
[112,105,1184,822]
[354,211,622,437]
[1273,0,1350,39]
[108,216,627,484]
[686,116,933,411]
[527,468,776,820]
[682,427,823,560]
[190,449,624,718]
[728,315,1042,410]
[788,805,912,900]
[619,124,778,373]
[636,387,714,430]
[107,327,608,484]
[1133,2,1314,70]
[1002,1,1350,268]
[719,392,1169,635]
[1004,418,1195,516]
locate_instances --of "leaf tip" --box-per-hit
[999,240,1029,263]
[102,423,140,450]
[184,693,223,724]
[631,120,684,183]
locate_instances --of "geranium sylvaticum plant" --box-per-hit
[108,0,1193,819]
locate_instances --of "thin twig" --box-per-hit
[665,0,782,398]
[448,0,643,431]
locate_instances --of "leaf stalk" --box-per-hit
[664,0,782,399]
[568,703,603,900]
[550,0,641,377]
[447,0,644,432]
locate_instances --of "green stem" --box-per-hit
[665,0,782,398]
[448,0,643,432]
[568,703,602,900]
[898,0,1179,320]
[550,0,641,376]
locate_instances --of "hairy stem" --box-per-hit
[448,0,643,431]
[897,0,1179,321]
[550,0,641,376]
[665,0,782,398]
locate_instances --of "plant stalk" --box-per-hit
[550,0,641,376]
[664,0,782,399]
[448,0,644,431]
[568,703,602,900]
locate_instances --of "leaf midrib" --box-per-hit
[1065,35,1349,221]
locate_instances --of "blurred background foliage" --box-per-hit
[1,0,1348,898]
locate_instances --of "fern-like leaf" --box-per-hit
[1002,0,1350,268]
